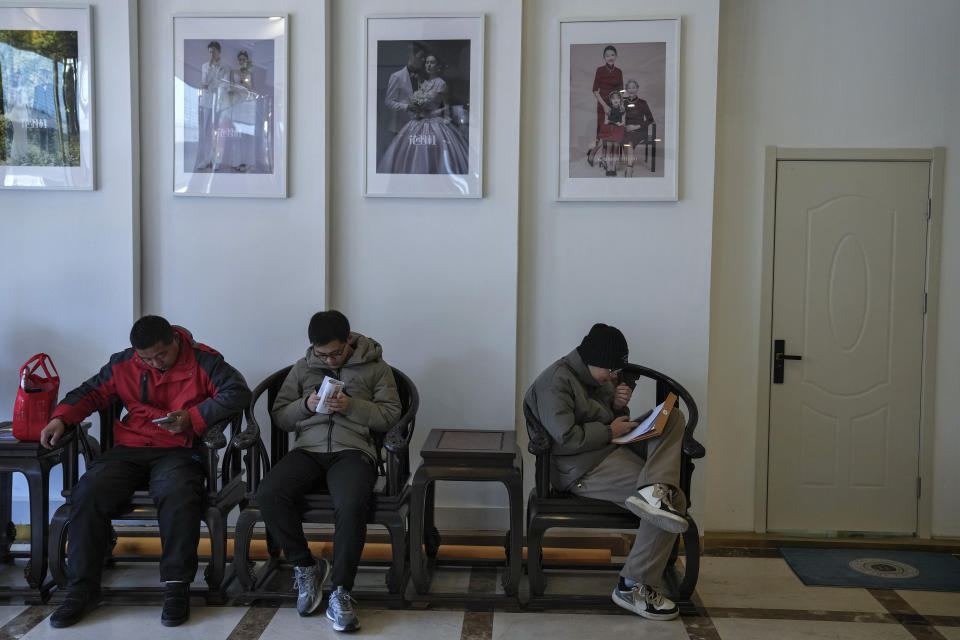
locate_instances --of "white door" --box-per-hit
[767,160,929,534]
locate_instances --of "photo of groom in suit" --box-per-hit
[376,42,426,161]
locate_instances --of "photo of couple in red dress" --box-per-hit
[568,42,665,179]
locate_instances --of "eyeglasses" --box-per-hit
[313,345,347,361]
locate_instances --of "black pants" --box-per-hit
[66,446,205,592]
[257,448,377,591]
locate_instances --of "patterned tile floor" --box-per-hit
[1,549,958,640]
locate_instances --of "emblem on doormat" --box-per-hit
[848,558,920,579]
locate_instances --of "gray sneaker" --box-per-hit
[326,586,360,632]
[293,558,330,616]
[612,583,679,620]
[625,483,688,534]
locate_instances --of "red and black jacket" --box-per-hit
[51,327,251,448]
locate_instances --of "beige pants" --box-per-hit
[571,409,687,587]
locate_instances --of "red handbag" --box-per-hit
[12,353,60,441]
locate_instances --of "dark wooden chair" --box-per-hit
[231,365,419,601]
[47,404,255,603]
[525,363,705,603]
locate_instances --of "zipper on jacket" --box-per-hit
[140,372,149,403]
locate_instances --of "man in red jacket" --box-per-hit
[39,315,250,628]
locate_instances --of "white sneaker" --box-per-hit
[625,483,689,533]
[611,583,679,620]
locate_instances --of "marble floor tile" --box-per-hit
[261,606,464,639]
[21,603,248,640]
[0,605,28,626]
[0,557,32,590]
[492,611,688,640]
[696,556,886,612]
[98,561,206,589]
[896,589,960,616]
[536,569,618,596]
[421,566,472,593]
[711,618,915,640]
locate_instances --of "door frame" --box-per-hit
[753,146,945,537]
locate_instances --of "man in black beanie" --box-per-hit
[523,323,687,621]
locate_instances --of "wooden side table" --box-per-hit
[0,421,84,602]
[409,428,523,599]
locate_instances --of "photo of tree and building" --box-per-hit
[0,29,81,167]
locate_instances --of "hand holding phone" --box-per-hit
[152,410,191,433]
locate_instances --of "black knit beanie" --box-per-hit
[576,323,628,370]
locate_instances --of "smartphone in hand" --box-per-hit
[619,370,639,390]
[152,416,175,425]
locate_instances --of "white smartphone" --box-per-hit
[152,416,175,425]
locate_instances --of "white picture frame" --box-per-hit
[173,14,287,198]
[559,17,680,201]
[365,14,484,198]
[0,5,94,190]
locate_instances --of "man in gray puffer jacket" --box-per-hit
[524,323,688,622]
[257,310,401,633]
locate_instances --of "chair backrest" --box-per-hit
[524,362,700,499]
[246,364,419,496]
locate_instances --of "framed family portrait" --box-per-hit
[559,17,680,201]
[174,14,287,198]
[365,14,484,198]
[0,5,94,190]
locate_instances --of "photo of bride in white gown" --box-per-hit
[377,53,469,175]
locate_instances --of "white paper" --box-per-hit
[314,376,344,414]
[612,399,668,444]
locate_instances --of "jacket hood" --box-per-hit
[303,332,384,370]
[560,348,601,388]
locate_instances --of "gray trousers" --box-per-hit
[571,409,687,587]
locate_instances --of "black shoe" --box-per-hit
[50,590,100,628]
[161,582,190,627]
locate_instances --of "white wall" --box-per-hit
[329,0,523,527]
[0,0,139,517]
[138,0,329,392]
[5,0,955,538]
[518,0,720,521]
[709,0,960,536]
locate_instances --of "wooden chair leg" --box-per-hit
[48,504,70,588]
[383,514,409,595]
[526,513,548,596]
[203,509,226,602]
[232,507,261,590]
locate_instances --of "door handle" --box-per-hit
[773,339,802,384]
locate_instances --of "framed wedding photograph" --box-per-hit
[0,5,94,190]
[559,17,680,201]
[174,14,287,197]
[365,14,484,198]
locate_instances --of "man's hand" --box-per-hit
[163,410,193,434]
[40,418,66,449]
[611,415,639,439]
[612,383,633,410]
[325,391,350,414]
[306,391,321,412]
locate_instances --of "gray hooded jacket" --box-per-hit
[271,333,402,462]
[523,348,628,491]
